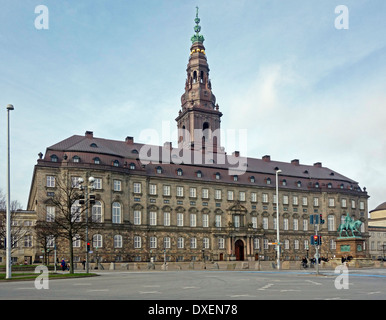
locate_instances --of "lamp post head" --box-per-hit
[6,104,14,111]
[276,169,282,174]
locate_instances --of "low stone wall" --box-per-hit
[79,259,384,271]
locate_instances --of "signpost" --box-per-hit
[310,214,324,275]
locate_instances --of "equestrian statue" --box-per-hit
[337,213,362,238]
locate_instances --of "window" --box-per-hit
[252,216,257,228]
[283,195,289,205]
[93,157,101,164]
[251,192,257,202]
[219,238,225,249]
[189,187,197,198]
[293,196,298,205]
[313,197,319,207]
[94,178,102,189]
[254,238,259,250]
[163,237,171,249]
[297,181,302,187]
[303,219,308,231]
[215,172,221,180]
[233,175,238,181]
[202,214,209,227]
[284,240,290,250]
[92,201,102,223]
[114,235,122,248]
[113,160,119,167]
[134,210,141,225]
[73,156,80,163]
[262,217,268,229]
[150,237,157,249]
[71,200,81,222]
[328,215,335,231]
[341,198,347,208]
[133,183,141,194]
[264,239,269,250]
[163,185,171,196]
[190,238,197,249]
[156,166,162,174]
[176,186,184,197]
[72,235,80,248]
[149,184,157,195]
[190,213,196,227]
[164,212,170,226]
[215,189,221,200]
[283,218,289,230]
[196,171,202,178]
[293,218,298,231]
[202,188,209,199]
[129,163,136,170]
[50,155,58,162]
[328,198,335,207]
[360,201,365,210]
[177,213,184,226]
[177,168,183,176]
[46,176,55,187]
[239,191,245,202]
[351,200,356,209]
[250,176,255,183]
[262,193,268,203]
[149,211,157,226]
[177,237,184,249]
[24,235,33,248]
[294,240,299,250]
[203,238,210,249]
[113,180,121,191]
[215,215,221,227]
[282,179,287,186]
[46,206,55,222]
[266,178,271,185]
[227,190,234,201]
[93,234,103,248]
[134,236,141,249]
[112,202,121,224]
[302,197,308,206]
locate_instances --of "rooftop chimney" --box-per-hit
[291,159,300,166]
[85,131,93,138]
[313,162,322,168]
[125,136,134,144]
[232,151,240,157]
[262,155,271,162]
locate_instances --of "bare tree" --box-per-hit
[35,172,90,273]
[0,189,25,253]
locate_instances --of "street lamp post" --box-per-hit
[6,104,14,280]
[275,169,282,270]
[78,176,95,274]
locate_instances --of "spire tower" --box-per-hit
[176,7,223,153]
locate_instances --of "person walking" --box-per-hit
[61,259,66,271]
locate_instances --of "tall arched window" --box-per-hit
[112,202,121,224]
[92,201,103,223]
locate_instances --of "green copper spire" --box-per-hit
[191,6,205,44]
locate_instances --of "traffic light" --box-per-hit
[319,214,325,224]
[318,235,322,245]
[87,242,91,252]
[311,235,322,246]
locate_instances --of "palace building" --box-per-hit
[27,10,370,264]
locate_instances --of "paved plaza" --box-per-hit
[0,268,385,301]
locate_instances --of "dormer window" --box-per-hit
[315,182,319,188]
[233,175,238,182]
[196,170,202,178]
[327,183,332,188]
[90,143,98,148]
[297,181,302,187]
[250,176,255,183]
[156,166,162,174]
[73,156,80,163]
[129,163,135,170]
[113,160,119,167]
[282,179,287,186]
[177,168,183,176]
[266,178,271,185]
[215,172,221,180]
[93,157,101,164]
[50,155,58,162]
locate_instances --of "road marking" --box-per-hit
[73,283,92,286]
[86,289,109,292]
[229,294,253,298]
[182,286,199,289]
[139,291,161,294]
[258,283,274,290]
[305,280,322,286]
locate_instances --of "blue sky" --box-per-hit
[0,0,385,213]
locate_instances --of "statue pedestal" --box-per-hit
[336,237,367,258]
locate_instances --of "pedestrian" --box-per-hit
[61,259,66,271]
[82,259,86,270]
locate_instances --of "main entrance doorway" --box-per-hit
[235,240,244,261]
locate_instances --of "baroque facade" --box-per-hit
[27,10,369,264]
